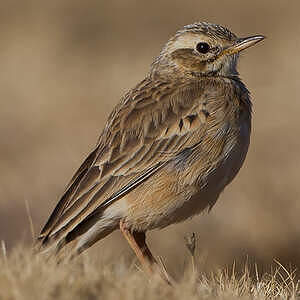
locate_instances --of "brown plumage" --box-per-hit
[37,22,264,283]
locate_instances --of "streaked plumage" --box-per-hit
[37,22,264,282]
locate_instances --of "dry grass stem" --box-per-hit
[24,199,35,242]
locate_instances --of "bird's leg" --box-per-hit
[119,220,173,285]
[119,220,153,274]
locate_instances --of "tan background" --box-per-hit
[1,0,299,276]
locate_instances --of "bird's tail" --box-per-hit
[35,213,118,262]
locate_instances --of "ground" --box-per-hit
[0,244,298,300]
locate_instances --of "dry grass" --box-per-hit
[0,242,299,300]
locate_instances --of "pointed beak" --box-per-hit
[222,35,265,56]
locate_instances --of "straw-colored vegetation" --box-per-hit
[0,242,299,300]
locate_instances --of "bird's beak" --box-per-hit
[222,35,265,56]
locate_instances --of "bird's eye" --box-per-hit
[196,42,210,54]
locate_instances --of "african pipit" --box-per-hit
[37,22,264,283]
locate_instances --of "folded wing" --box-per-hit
[38,77,209,246]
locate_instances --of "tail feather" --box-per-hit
[36,211,118,261]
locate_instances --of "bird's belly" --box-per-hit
[161,120,251,227]
[124,121,250,231]
[174,132,250,224]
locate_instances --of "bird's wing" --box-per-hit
[38,77,212,242]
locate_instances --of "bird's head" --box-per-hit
[151,22,265,79]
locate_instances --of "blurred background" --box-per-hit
[1,0,299,277]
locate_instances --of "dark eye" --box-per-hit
[196,42,210,54]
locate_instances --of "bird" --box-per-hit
[37,22,264,283]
